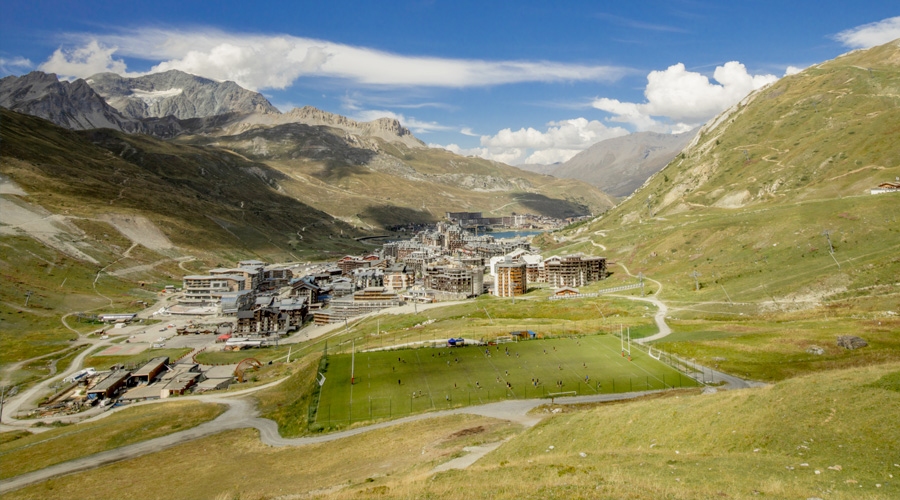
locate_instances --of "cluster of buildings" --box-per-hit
[32,356,233,417]
[179,260,308,337]
[176,216,608,329]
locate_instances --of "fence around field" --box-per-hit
[622,331,732,386]
[310,368,698,429]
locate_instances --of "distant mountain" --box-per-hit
[184,120,616,227]
[1,70,615,230]
[86,70,280,120]
[0,108,362,259]
[180,105,425,149]
[515,162,560,176]
[551,129,698,198]
[0,71,141,132]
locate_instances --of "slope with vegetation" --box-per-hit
[544,40,900,313]
[183,122,615,229]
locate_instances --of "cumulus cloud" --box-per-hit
[39,40,138,78]
[833,17,900,49]
[434,117,628,165]
[46,28,629,90]
[784,65,804,76]
[592,61,777,131]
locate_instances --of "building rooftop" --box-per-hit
[88,370,131,394]
[132,357,169,378]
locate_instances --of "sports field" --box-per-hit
[313,334,698,425]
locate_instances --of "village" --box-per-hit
[18,212,609,419]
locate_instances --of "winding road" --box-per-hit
[0,384,670,494]
[609,262,672,343]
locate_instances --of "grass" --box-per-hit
[0,400,224,480]
[6,344,89,390]
[81,347,193,371]
[314,335,697,427]
[0,430,31,445]
[9,363,898,500]
[253,353,322,437]
[4,414,518,500]
[656,313,900,381]
[195,293,656,366]
[342,362,900,500]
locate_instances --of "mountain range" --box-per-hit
[0,69,616,265]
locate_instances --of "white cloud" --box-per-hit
[784,65,804,76]
[592,61,777,131]
[460,127,479,137]
[39,40,138,79]
[833,17,900,49]
[432,117,628,166]
[431,143,528,165]
[0,56,33,74]
[48,28,629,90]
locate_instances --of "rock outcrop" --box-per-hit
[836,336,868,350]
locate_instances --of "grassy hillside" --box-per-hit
[384,363,900,500]
[1,109,365,259]
[608,40,900,222]
[0,109,363,368]
[543,41,900,310]
[184,123,616,228]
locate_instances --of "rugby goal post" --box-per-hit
[620,325,631,356]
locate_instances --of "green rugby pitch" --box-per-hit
[314,335,698,426]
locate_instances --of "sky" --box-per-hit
[1,1,898,166]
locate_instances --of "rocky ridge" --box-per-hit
[0,71,140,132]
[86,70,280,120]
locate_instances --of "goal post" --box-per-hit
[620,325,631,356]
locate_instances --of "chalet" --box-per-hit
[871,180,900,195]
[553,287,580,297]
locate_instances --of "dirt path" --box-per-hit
[0,387,666,494]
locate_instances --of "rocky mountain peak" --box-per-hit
[0,71,139,132]
[86,70,280,120]
[283,105,422,147]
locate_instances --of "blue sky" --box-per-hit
[1,1,898,165]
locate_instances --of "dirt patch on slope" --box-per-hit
[101,214,175,252]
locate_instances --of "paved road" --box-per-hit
[0,385,671,494]
[0,338,113,425]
